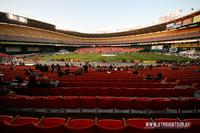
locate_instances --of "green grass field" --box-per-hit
[40,52,194,63]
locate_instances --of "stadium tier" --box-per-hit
[0,22,199,45]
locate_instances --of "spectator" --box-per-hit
[51,64,55,72]
[28,75,37,88]
[40,76,50,88]
[133,69,139,75]
[83,64,88,73]
[154,73,163,80]
[58,70,63,77]
[50,79,59,88]
[64,69,70,75]
[15,76,24,84]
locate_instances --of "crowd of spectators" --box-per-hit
[0,60,199,96]
[74,47,143,54]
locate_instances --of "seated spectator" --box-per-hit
[44,64,49,72]
[40,76,50,88]
[154,73,163,80]
[0,75,10,87]
[133,69,139,75]
[27,75,38,88]
[0,75,10,95]
[109,64,113,70]
[83,64,88,72]
[64,69,70,75]
[75,69,83,75]
[50,79,59,88]
[58,70,63,77]
[15,76,24,84]
[51,64,55,72]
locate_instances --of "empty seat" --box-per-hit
[127,118,152,133]
[111,88,124,97]
[80,96,97,112]
[36,117,66,133]
[183,119,200,133]
[0,115,13,122]
[63,96,80,113]
[48,88,63,96]
[97,96,114,110]
[123,88,135,97]
[97,88,110,96]
[148,98,169,111]
[29,96,46,112]
[114,97,132,113]
[133,88,148,97]
[96,119,126,133]
[132,98,150,111]
[158,88,173,97]
[44,96,63,109]
[66,118,95,133]
[62,88,75,96]
[167,98,184,113]
[86,88,98,96]
[13,117,39,133]
[0,115,14,133]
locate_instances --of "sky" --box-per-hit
[0,0,200,33]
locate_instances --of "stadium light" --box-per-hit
[7,13,28,24]
[18,16,28,23]
[7,13,18,21]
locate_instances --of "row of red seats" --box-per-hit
[1,96,200,113]
[0,115,200,133]
[13,87,197,97]
[59,82,176,88]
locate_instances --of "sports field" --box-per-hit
[41,52,194,62]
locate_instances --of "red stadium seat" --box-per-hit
[66,118,95,133]
[126,118,153,133]
[123,88,135,97]
[0,115,13,122]
[80,96,97,112]
[132,98,150,112]
[97,88,110,96]
[96,119,126,133]
[29,96,46,112]
[63,96,80,113]
[154,118,182,133]
[97,96,113,109]
[44,96,63,113]
[114,97,132,113]
[111,88,124,97]
[167,98,189,113]
[86,88,98,96]
[147,88,161,97]
[62,88,75,96]
[12,117,39,133]
[48,88,63,96]
[148,98,169,112]
[158,88,173,97]
[133,88,148,97]
[36,117,66,133]
[0,115,14,133]
[73,88,86,96]
[183,119,200,133]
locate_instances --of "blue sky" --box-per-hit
[0,0,200,33]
